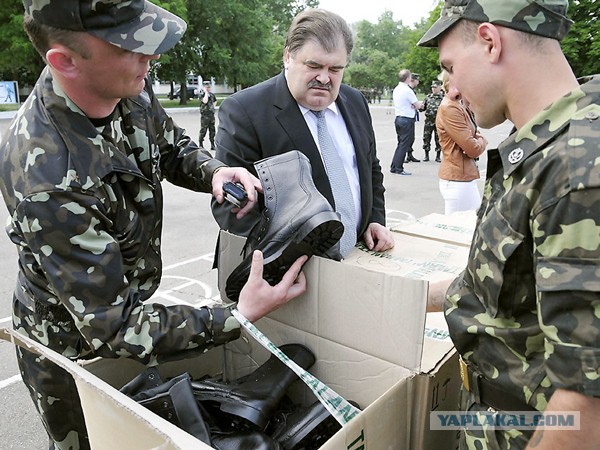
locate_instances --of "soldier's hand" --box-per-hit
[212,167,262,218]
[236,251,308,322]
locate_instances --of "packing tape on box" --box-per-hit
[231,308,361,426]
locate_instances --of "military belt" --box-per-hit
[459,356,537,412]
[14,283,73,324]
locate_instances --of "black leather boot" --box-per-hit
[435,150,442,162]
[192,344,316,429]
[212,431,282,450]
[269,400,345,449]
[407,151,421,162]
[225,150,344,302]
[423,151,430,162]
[121,368,212,444]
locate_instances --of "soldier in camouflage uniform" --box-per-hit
[421,79,444,162]
[199,81,217,150]
[0,1,308,449]
[419,1,600,449]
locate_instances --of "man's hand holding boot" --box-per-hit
[237,250,308,322]
[212,167,262,219]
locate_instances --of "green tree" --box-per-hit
[561,0,600,77]
[400,3,444,94]
[349,12,411,93]
[346,49,400,92]
[151,0,200,104]
[348,8,441,94]
[0,0,44,92]
[354,11,412,59]
[265,0,319,34]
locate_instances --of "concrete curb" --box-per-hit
[0,111,16,120]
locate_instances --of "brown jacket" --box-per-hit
[436,96,486,181]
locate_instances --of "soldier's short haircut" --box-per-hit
[24,15,90,62]
[456,19,553,53]
[285,9,353,60]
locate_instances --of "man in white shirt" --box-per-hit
[390,69,423,175]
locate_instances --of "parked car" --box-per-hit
[173,84,199,100]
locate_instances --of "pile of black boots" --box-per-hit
[225,151,344,302]
[120,344,354,449]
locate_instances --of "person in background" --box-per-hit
[0,1,308,449]
[436,70,487,214]
[421,79,445,162]
[212,8,394,258]
[198,80,217,150]
[406,72,422,163]
[390,69,423,175]
[420,0,600,448]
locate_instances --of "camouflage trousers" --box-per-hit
[459,388,533,450]
[13,297,90,450]
[422,120,440,154]
[199,113,216,149]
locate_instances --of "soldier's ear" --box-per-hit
[477,23,502,65]
[46,46,79,79]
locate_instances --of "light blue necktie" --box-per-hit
[312,110,357,257]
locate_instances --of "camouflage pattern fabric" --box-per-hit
[418,0,573,47]
[14,305,90,450]
[423,91,444,122]
[459,389,532,450]
[23,0,186,55]
[0,67,240,447]
[422,91,444,153]
[199,92,217,115]
[199,91,217,148]
[445,76,600,449]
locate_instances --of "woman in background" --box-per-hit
[436,71,488,214]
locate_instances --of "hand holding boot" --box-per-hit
[237,250,308,322]
[212,167,262,219]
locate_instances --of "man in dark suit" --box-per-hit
[212,8,394,256]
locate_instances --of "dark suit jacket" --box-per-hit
[211,71,386,239]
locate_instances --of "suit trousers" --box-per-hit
[391,116,415,172]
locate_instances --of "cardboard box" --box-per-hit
[0,321,414,450]
[390,211,476,247]
[0,213,474,449]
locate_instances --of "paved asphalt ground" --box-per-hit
[0,103,511,449]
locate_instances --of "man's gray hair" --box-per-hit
[285,8,353,58]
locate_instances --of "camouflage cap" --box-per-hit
[431,80,443,87]
[411,73,421,80]
[417,0,573,47]
[23,0,187,55]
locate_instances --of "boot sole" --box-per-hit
[225,211,343,302]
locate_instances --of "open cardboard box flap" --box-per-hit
[0,327,207,450]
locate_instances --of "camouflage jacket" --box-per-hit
[445,75,600,410]
[0,67,240,364]
[200,92,217,115]
[422,91,444,122]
